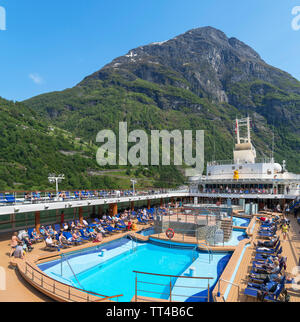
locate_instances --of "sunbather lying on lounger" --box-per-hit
[253,260,280,274]
[45,235,59,247]
[59,232,72,246]
[93,233,103,243]
[254,236,279,248]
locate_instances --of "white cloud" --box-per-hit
[29,73,43,84]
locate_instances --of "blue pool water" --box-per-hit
[216,228,248,246]
[39,237,231,302]
[232,216,250,227]
[139,227,155,236]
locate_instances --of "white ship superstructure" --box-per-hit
[190,117,300,210]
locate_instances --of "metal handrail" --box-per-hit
[23,261,123,302]
[216,278,240,302]
[127,234,138,252]
[197,243,213,264]
[133,270,213,303]
[133,270,213,279]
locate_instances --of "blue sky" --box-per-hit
[0,0,300,101]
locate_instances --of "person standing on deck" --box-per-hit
[281,222,289,241]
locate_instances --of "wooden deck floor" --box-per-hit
[224,213,300,302]
[1,213,300,302]
[0,222,150,302]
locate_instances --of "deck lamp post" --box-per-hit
[130,179,137,196]
[48,173,65,197]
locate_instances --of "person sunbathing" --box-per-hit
[96,225,106,235]
[71,231,82,243]
[45,234,58,247]
[59,232,72,246]
[76,221,84,229]
[253,260,280,274]
[82,219,89,227]
[253,236,278,248]
[93,233,103,243]
[86,227,97,238]
[39,226,47,237]
[47,226,55,236]
[31,228,42,242]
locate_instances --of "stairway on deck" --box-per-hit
[220,218,233,242]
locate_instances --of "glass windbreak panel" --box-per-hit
[26,212,35,227]
[63,208,76,221]
[40,210,57,225]
[15,213,29,228]
[0,214,12,231]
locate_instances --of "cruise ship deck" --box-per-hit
[0,191,299,302]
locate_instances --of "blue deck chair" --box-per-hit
[119,219,127,227]
[258,231,277,238]
[255,241,280,254]
[66,191,74,200]
[244,279,285,301]
[115,221,126,230]
[104,225,118,234]
[137,217,147,225]
[88,191,94,198]
[62,231,80,245]
[5,194,16,204]
[250,265,282,276]
[44,237,61,251]
[28,228,43,243]
[87,219,97,228]
[79,229,91,241]
[54,224,61,233]
[255,247,282,261]
[81,191,87,198]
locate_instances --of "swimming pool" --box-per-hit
[232,216,250,227]
[38,237,231,302]
[215,228,248,246]
[138,227,155,236]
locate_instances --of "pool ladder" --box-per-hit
[127,234,138,253]
[197,243,213,264]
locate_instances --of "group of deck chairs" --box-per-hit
[49,190,138,201]
[0,193,18,204]
[243,216,290,302]
[25,207,156,252]
[135,208,155,225]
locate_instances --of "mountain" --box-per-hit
[0,97,135,191]
[23,26,300,174]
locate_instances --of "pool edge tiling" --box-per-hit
[38,237,237,302]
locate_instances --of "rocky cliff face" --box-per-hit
[83,26,300,104]
[24,26,300,171]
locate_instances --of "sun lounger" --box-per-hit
[244,278,285,301]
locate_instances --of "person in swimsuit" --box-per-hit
[281,223,289,241]
[10,232,22,257]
